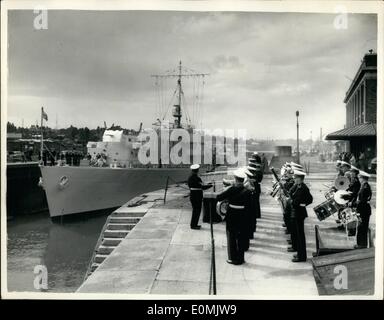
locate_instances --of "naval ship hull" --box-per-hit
[40,166,190,217]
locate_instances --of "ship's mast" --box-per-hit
[152,61,208,129]
[175,61,182,128]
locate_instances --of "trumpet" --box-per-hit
[270,184,281,198]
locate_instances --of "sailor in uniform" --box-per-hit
[339,160,351,177]
[216,168,251,265]
[341,161,352,181]
[355,170,372,249]
[290,162,304,172]
[188,164,212,230]
[244,167,257,243]
[251,152,262,164]
[345,165,361,205]
[336,159,343,177]
[247,165,259,229]
[281,166,295,237]
[286,170,313,262]
[282,167,295,192]
[286,165,305,244]
[337,165,361,236]
[249,161,263,220]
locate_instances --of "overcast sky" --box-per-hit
[7,10,377,140]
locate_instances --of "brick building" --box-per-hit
[326,50,377,169]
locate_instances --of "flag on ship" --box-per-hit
[42,107,48,121]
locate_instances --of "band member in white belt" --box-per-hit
[355,170,372,249]
[244,167,257,242]
[248,161,262,220]
[216,168,251,265]
[188,164,212,230]
[286,170,313,262]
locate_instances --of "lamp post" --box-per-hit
[296,110,300,164]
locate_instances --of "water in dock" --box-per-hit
[7,210,110,292]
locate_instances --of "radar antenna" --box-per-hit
[152,61,208,129]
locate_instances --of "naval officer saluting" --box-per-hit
[188,164,213,230]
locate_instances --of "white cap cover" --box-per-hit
[234,168,247,179]
[358,170,371,178]
[290,162,303,168]
[340,161,351,167]
[243,167,253,177]
[190,164,200,170]
[293,169,306,176]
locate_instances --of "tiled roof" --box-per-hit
[325,123,376,140]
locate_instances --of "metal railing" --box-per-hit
[204,191,217,295]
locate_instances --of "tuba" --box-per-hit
[334,176,349,191]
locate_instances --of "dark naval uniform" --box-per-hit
[282,177,295,234]
[356,181,372,248]
[253,168,263,219]
[346,177,361,206]
[288,182,313,261]
[188,173,212,228]
[216,184,251,264]
[244,178,257,244]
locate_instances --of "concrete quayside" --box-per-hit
[78,173,376,296]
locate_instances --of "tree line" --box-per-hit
[6,122,133,145]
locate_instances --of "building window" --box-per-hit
[361,84,365,123]
[356,94,358,125]
[352,96,355,126]
[357,88,361,125]
[349,102,351,127]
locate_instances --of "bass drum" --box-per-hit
[334,190,351,205]
[216,200,229,219]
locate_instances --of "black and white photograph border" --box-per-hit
[1,0,383,300]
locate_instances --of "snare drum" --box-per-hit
[313,198,341,221]
[340,208,361,229]
[324,189,335,200]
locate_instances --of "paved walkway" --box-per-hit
[78,174,376,296]
[78,182,323,296]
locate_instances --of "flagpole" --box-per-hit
[40,107,44,165]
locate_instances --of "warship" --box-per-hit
[40,62,210,217]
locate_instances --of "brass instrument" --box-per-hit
[271,184,281,198]
[216,200,229,218]
[334,176,349,191]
